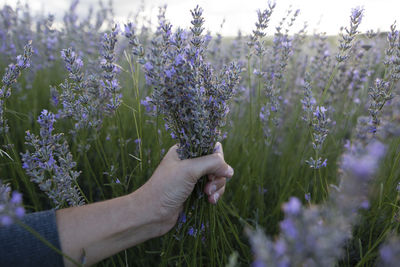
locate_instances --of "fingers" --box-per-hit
[214,142,224,158]
[208,186,225,204]
[164,144,180,162]
[204,177,226,196]
[184,153,233,183]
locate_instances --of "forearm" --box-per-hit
[56,188,167,266]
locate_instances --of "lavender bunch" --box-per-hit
[0,180,25,226]
[305,106,330,169]
[136,8,241,259]
[21,110,85,209]
[336,7,364,62]
[142,6,240,159]
[0,41,32,134]
[248,140,386,266]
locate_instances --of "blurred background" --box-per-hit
[1,0,399,36]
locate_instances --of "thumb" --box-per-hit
[183,153,234,183]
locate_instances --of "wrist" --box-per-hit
[126,188,174,239]
[129,184,178,237]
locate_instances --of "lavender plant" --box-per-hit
[0,180,25,226]
[0,41,32,134]
[248,140,386,266]
[305,106,330,169]
[336,7,364,62]
[260,6,299,143]
[101,24,122,114]
[320,7,364,103]
[55,47,104,135]
[21,110,85,209]
[0,2,399,266]
[378,236,400,267]
[368,22,400,131]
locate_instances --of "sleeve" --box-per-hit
[0,209,65,267]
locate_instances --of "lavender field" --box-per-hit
[1,1,400,266]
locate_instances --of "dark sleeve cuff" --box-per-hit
[0,209,65,267]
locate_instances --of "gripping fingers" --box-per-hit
[204,177,226,196]
[208,186,225,204]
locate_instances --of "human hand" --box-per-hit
[136,142,233,235]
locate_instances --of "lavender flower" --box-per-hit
[336,7,364,62]
[248,2,276,50]
[124,22,145,63]
[378,236,400,267]
[21,110,85,209]
[260,6,298,143]
[42,14,58,64]
[367,23,400,131]
[248,140,386,266]
[0,180,25,226]
[101,24,121,113]
[306,106,330,169]
[368,78,392,127]
[301,73,316,124]
[0,41,32,134]
[55,48,104,135]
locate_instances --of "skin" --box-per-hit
[56,142,233,266]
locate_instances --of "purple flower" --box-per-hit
[144,62,153,71]
[0,181,25,226]
[188,227,197,236]
[21,110,85,209]
[280,218,297,239]
[283,197,301,215]
[174,54,184,65]
[10,192,22,204]
[0,41,32,134]
[164,67,176,78]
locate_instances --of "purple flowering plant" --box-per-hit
[21,110,85,209]
[0,180,25,226]
[0,41,32,134]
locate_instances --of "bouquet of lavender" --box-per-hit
[142,6,240,160]
[126,5,241,265]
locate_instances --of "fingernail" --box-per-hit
[209,184,217,195]
[212,192,220,203]
[226,166,234,177]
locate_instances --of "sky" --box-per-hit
[1,0,399,36]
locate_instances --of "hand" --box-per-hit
[136,142,234,235]
[57,142,233,266]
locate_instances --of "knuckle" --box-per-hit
[213,152,224,163]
